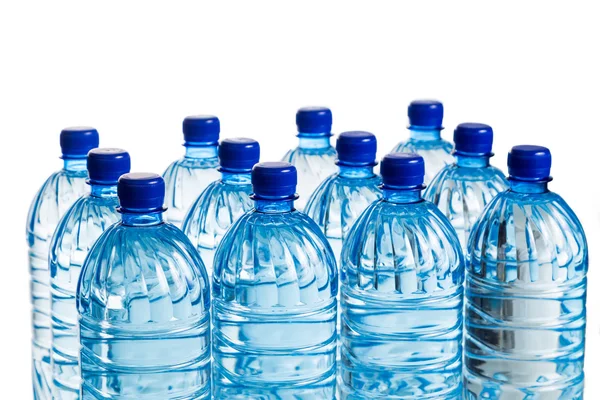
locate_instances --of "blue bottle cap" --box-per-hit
[87,148,131,185]
[219,138,260,173]
[118,173,166,213]
[453,123,494,156]
[60,127,100,159]
[380,153,425,189]
[251,162,298,200]
[508,145,552,182]
[182,115,220,145]
[408,100,444,129]
[296,107,333,136]
[336,131,378,167]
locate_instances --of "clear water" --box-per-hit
[182,172,253,280]
[212,200,338,399]
[465,181,587,399]
[424,156,508,254]
[26,159,90,400]
[391,130,454,185]
[49,186,121,399]
[340,190,464,399]
[282,137,337,210]
[163,146,220,227]
[77,213,211,399]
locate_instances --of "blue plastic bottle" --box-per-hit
[424,123,508,253]
[282,107,337,210]
[26,127,99,400]
[77,173,211,399]
[182,138,260,279]
[465,146,588,399]
[305,131,382,263]
[212,162,338,399]
[163,115,220,227]
[340,153,464,399]
[49,149,131,400]
[391,100,454,184]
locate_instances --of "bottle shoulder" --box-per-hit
[304,173,383,231]
[425,164,508,199]
[343,200,463,265]
[393,138,454,153]
[341,199,464,293]
[213,209,338,306]
[182,180,254,246]
[49,194,121,256]
[283,145,337,161]
[77,221,210,322]
[469,189,588,272]
[27,169,90,238]
[163,157,220,179]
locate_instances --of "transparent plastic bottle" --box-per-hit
[212,162,338,399]
[424,123,508,254]
[305,131,382,264]
[182,138,260,279]
[163,115,221,227]
[49,149,131,400]
[282,107,337,210]
[465,146,588,399]
[26,127,99,400]
[340,153,464,399]
[77,173,211,399]
[391,100,454,184]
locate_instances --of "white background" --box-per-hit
[1,1,599,397]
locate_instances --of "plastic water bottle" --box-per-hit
[26,127,99,400]
[163,115,220,227]
[305,131,382,264]
[77,173,211,399]
[212,162,338,399]
[465,146,588,399]
[282,107,337,210]
[391,100,454,184]
[340,153,464,399]
[49,148,131,400]
[182,138,260,279]
[424,123,508,253]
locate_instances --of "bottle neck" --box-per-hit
[63,158,87,172]
[254,199,295,213]
[298,136,331,150]
[509,180,549,194]
[90,184,118,198]
[455,154,491,168]
[338,165,376,179]
[409,128,442,141]
[221,171,252,185]
[383,188,423,204]
[121,211,164,226]
[185,144,218,159]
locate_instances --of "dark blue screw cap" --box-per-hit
[408,100,444,129]
[336,131,378,167]
[118,173,166,213]
[380,153,425,189]
[296,107,333,136]
[453,123,494,156]
[60,127,100,159]
[508,145,552,182]
[251,162,298,200]
[87,148,131,185]
[219,138,260,173]
[182,115,220,145]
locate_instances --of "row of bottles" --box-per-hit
[27,100,587,399]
